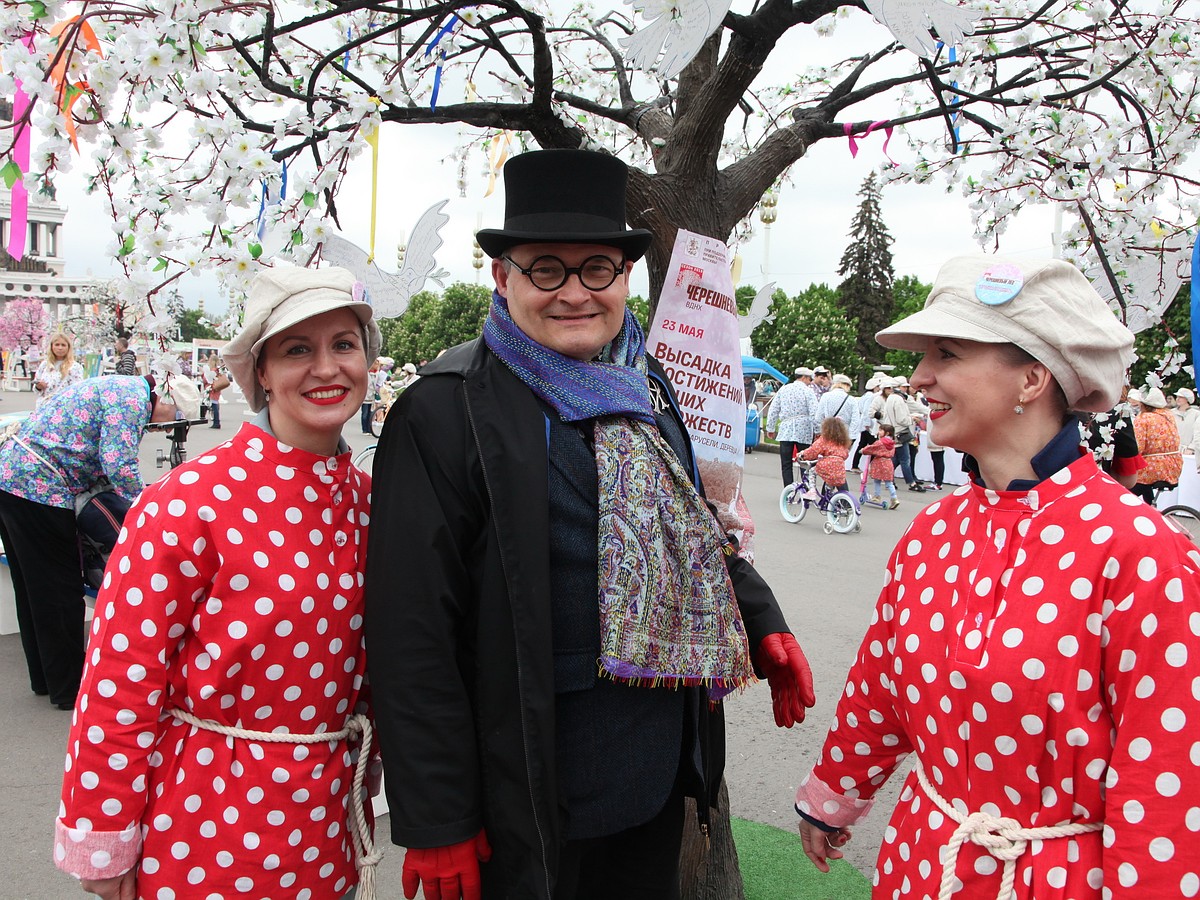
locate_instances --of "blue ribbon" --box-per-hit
[939,43,962,151]
[255,160,289,240]
[1190,230,1199,393]
[343,26,352,69]
[425,15,459,111]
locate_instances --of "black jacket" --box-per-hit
[364,337,788,898]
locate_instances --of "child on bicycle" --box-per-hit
[800,416,852,500]
[860,423,900,509]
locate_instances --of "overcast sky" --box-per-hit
[56,122,1057,315]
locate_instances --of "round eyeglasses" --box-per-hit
[503,254,626,292]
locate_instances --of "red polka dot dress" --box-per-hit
[796,454,1200,898]
[54,425,371,899]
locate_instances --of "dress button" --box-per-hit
[335,533,347,547]
[327,458,339,471]
[333,491,343,505]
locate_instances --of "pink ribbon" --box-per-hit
[844,121,896,165]
[7,33,36,261]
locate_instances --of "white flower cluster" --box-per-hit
[0,0,1195,377]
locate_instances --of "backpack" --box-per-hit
[75,483,131,591]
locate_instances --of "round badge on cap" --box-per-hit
[975,263,1024,306]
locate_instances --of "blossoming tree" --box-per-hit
[1,0,1196,329]
[2,0,1197,892]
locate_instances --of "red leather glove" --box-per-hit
[401,830,492,900]
[755,632,816,728]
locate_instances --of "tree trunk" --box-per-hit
[680,780,746,900]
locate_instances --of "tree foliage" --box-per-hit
[750,284,863,378]
[2,0,1196,318]
[837,172,895,364]
[1131,283,1191,395]
[178,308,220,342]
[0,298,49,351]
[883,275,934,375]
[381,282,491,363]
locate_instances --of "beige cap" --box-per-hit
[832,373,853,387]
[164,375,202,421]
[222,265,383,412]
[794,366,814,378]
[876,255,1134,413]
[1175,387,1195,404]
[1142,387,1168,409]
[1127,388,1144,405]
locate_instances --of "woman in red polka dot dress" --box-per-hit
[54,266,383,900]
[795,256,1200,899]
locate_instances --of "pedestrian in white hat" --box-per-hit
[1173,387,1199,452]
[798,255,1200,900]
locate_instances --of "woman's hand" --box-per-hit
[34,380,46,391]
[80,871,136,900]
[799,820,851,873]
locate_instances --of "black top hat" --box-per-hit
[475,149,654,261]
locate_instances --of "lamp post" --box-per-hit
[759,190,778,280]
[472,238,484,283]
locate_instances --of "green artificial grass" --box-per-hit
[732,817,872,900]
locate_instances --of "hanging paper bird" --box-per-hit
[738,282,776,339]
[319,200,451,319]
[619,0,732,81]
[861,0,980,58]
[1086,229,1189,335]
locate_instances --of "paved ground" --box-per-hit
[0,386,939,897]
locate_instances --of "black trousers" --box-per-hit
[851,429,875,469]
[778,441,810,486]
[0,490,86,706]
[930,449,946,487]
[555,779,685,900]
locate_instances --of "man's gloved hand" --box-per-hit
[401,830,492,900]
[755,632,816,728]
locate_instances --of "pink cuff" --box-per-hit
[54,819,141,881]
[794,769,874,829]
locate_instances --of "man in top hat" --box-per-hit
[364,149,815,900]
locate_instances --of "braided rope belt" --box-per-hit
[915,760,1103,900]
[169,708,383,900]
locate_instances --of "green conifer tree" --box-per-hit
[837,172,896,364]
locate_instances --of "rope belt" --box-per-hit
[169,708,382,900]
[915,761,1102,900]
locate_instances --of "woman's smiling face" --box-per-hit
[910,337,1032,457]
[255,307,369,455]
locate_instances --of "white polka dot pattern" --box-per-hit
[54,426,371,899]
[795,456,1200,898]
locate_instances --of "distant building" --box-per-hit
[0,98,98,325]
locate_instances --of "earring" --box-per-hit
[1014,403,1024,415]
[263,389,271,402]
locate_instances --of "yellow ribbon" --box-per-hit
[364,111,381,262]
[484,130,514,198]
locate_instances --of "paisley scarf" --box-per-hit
[483,292,753,697]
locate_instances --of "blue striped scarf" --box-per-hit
[483,292,753,697]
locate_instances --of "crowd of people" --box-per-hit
[0,147,1190,900]
[765,365,947,501]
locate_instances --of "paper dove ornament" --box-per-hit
[319,200,451,319]
[1086,229,1189,335]
[620,0,732,80]
[862,0,980,57]
[738,282,776,339]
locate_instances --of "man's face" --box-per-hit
[815,373,831,388]
[799,375,813,385]
[493,242,632,361]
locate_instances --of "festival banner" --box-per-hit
[647,229,752,551]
